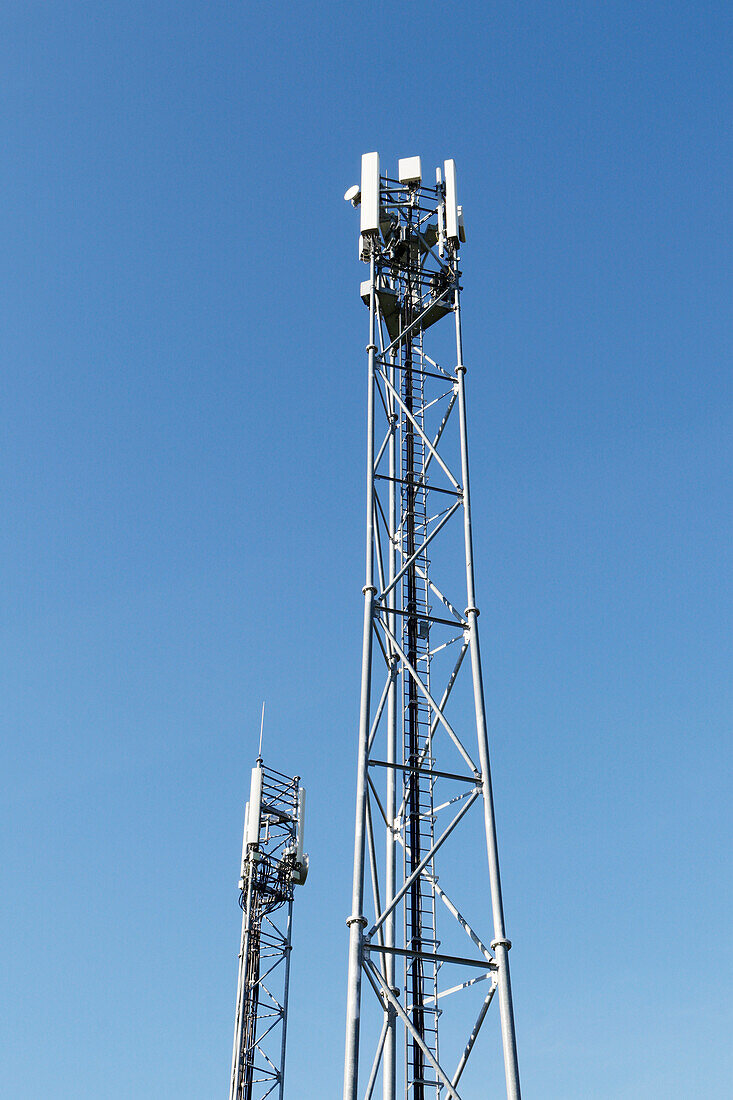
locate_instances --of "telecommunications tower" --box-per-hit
[229,746,308,1100]
[342,154,521,1100]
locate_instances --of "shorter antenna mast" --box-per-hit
[228,740,309,1100]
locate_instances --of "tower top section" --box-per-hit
[344,152,466,262]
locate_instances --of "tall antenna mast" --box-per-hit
[342,154,522,1100]
[229,748,309,1100]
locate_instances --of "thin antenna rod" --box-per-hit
[258,702,265,762]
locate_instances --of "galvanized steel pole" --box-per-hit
[383,345,398,1100]
[343,250,378,1100]
[454,289,522,1099]
[277,902,293,1100]
[230,860,256,1100]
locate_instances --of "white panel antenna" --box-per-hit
[295,787,306,863]
[436,165,445,256]
[444,158,459,242]
[245,766,262,848]
[360,152,380,235]
[398,156,422,184]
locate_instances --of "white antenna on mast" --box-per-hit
[257,701,265,762]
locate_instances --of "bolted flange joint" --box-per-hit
[366,343,378,353]
[464,606,480,617]
[362,584,377,596]
[346,914,368,929]
[491,938,512,951]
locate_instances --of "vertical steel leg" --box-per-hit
[454,290,521,1100]
[383,349,397,1100]
[277,901,294,1100]
[343,251,378,1100]
[230,863,255,1100]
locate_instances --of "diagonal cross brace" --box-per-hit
[377,367,461,491]
[376,617,478,775]
[363,957,463,1100]
[377,499,461,604]
[452,982,498,1088]
[367,788,479,939]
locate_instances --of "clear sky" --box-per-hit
[1,2,730,1097]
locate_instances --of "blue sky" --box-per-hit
[1,2,730,1097]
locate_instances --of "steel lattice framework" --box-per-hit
[229,758,307,1100]
[342,154,522,1100]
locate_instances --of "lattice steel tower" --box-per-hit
[229,750,308,1100]
[342,154,521,1100]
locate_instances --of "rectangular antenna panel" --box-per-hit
[436,166,444,255]
[360,152,380,235]
[444,159,459,242]
[245,767,262,847]
[398,156,422,184]
[296,787,306,863]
